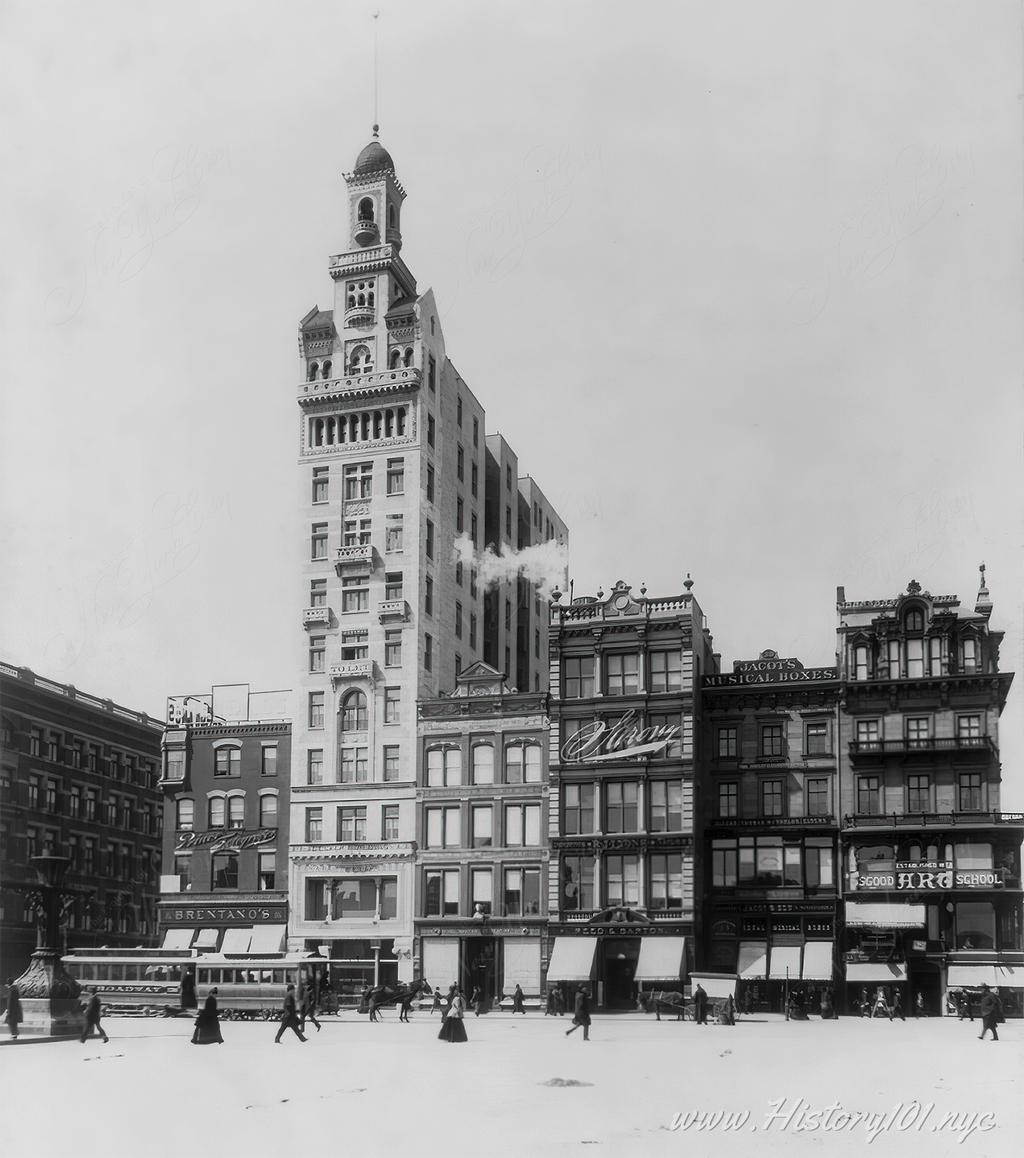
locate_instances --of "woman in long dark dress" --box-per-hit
[437,987,468,1043]
[191,987,224,1045]
[5,978,23,1039]
[512,984,526,1015]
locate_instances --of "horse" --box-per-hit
[367,978,433,1022]
[638,990,689,1021]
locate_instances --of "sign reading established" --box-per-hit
[175,828,277,854]
[561,710,681,763]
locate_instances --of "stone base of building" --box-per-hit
[18,997,84,1038]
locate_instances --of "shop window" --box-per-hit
[954,841,993,871]
[954,901,995,950]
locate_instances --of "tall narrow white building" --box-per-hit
[288,132,567,992]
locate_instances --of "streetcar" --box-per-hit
[61,947,329,1019]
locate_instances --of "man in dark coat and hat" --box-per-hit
[80,987,109,1044]
[693,983,709,1025]
[978,984,1003,1042]
[274,983,308,1043]
[4,978,23,1040]
[565,987,592,1040]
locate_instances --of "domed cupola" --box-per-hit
[345,125,405,253]
[353,129,395,177]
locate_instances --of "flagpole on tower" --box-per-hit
[372,10,380,134]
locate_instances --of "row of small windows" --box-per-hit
[176,792,278,830]
[850,634,981,679]
[302,804,399,844]
[563,652,684,696]
[712,836,834,890]
[854,772,987,815]
[424,866,542,918]
[561,854,688,912]
[309,689,402,728]
[715,778,831,819]
[715,722,831,759]
[14,826,159,879]
[174,851,278,893]
[10,774,158,831]
[561,781,686,835]
[20,727,156,785]
[424,743,541,786]
[309,406,408,448]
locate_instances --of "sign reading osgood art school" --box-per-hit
[561,710,681,763]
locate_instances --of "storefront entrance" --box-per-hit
[464,937,497,1005]
[601,938,640,1009]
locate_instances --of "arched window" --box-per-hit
[471,744,494,785]
[506,743,541,783]
[403,347,414,367]
[341,690,368,732]
[308,362,319,382]
[349,345,373,374]
[209,797,226,828]
[358,197,374,222]
[390,349,402,369]
[905,609,924,632]
[176,799,194,831]
[259,793,278,827]
[322,359,332,379]
[227,795,245,829]
[427,747,462,787]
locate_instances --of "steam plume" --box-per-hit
[452,534,569,599]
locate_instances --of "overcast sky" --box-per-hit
[1,1,1021,802]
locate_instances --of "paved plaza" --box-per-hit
[0,1010,1019,1158]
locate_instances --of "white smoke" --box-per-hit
[452,534,569,600]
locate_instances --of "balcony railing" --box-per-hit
[843,811,1024,829]
[303,607,331,627]
[334,545,374,575]
[849,737,995,757]
[377,598,409,624]
[345,302,375,324]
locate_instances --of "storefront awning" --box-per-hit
[249,924,286,955]
[802,942,834,981]
[689,973,736,1000]
[220,927,254,955]
[634,937,686,982]
[845,902,925,929]
[737,942,768,980]
[769,945,801,980]
[995,966,1022,987]
[192,928,220,951]
[546,937,597,982]
[161,928,194,951]
[846,962,907,983]
[947,965,997,988]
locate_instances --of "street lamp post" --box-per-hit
[13,850,85,1037]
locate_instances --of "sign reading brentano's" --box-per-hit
[560,709,681,763]
[174,828,277,853]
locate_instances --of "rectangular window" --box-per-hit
[907,774,930,812]
[227,795,244,829]
[649,780,682,831]
[258,852,276,891]
[426,747,462,787]
[307,749,323,785]
[469,613,477,649]
[341,575,369,613]
[424,869,459,917]
[806,777,829,816]
[309,692,325,729]
[957,715,983,745]
[761,780,784,818]
[343,462,372,499]
[853,646,870,680]
[212,853,239,890]
[504,867,541,917]
[470,568,478,599]
[305,807,322,842]
[604,855,640,907]
[473,416,479,447]
[309,635,325,672]
[425,806,461,849]
[717,726,738,758]
[311,522,328,560]
[649,853,683,910]
[428,354,436,393]
[505,743,541,784]
[457,444,465,481]
[425,520,434,559]
[343,517,372,547]
[424,632,433,672]
[427,414,435,447]
[856,719,880,748]
[888,639,901,676]
[605,653,640,695]
[385,513,403,553]
[906,637,924,678]
[426,464,435,503]
[471,513,478,547]
[471,804,493,848]
[384,687,400,724]
[718,782,738,818]
[534,629,540,659]
[649,650,682,693]
[310,577,327,608]
[805,842,834,889]
[455,602,463,638]
[29,728,42,757]
[563,783,595,835]
[906,717,930,748]
[784,844,802,887]
[385,572,403,601]
[805,721,829,756]
[259,745,278,777]
[384,629,402,667]
[505,803,541,846]
[471,744,494,785]
[471,461,478,497]
[953,840,993,871]
[215,747,240,777]
[425,575,434,615]
[857,776,881,816]
[561,856,594,911]
[338,806,367,842]
[456,497,464,533]
[386,457,405,494]
[958,773,983,812]
[605,781,639,833]
[760,724,785,757]
[471,867,492,915]
[505,505,512,539]
[341,628,368,660]
[961,637,978,673]
[383,745,401,781]
[312,466,328,503]
[340,747,369,783]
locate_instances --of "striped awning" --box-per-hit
[846,962,907,983]
[546,937,597,982]
[737,942,768,980]
[634,937,686,982]
[802,942,834,981]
